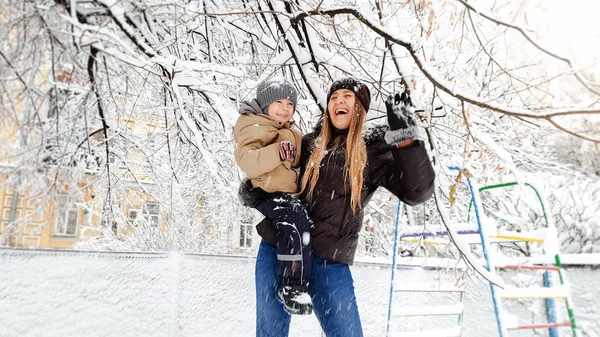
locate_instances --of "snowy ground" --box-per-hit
[0,248,598,337]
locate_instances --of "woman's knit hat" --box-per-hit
[255,76,299,114]
[326,77,371,112]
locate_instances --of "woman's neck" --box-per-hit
[329,127,349,149]
[332,126,349,137]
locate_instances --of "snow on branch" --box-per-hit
[266,0,326,112]
[292,7,600,143]
[95,0,157,57]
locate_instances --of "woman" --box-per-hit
[246,77,435,337]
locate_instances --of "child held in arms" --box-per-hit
[234,76,313,315]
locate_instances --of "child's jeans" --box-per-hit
[255,192,312,285]
[255,240,363,337]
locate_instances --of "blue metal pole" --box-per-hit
[449,166,505,337]
[544,270,559,337]
[467,177,504,337]
[386,200,403,337]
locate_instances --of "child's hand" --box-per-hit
[278,141,296,161]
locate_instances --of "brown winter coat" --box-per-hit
[233,100,303,193]
[252,125,435,265]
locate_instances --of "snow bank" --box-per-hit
[0,249,598,337]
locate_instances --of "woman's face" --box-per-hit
[327,89,356,130]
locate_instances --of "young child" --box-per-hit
[233,76,313,315]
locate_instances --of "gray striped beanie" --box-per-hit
[255,77,298,114]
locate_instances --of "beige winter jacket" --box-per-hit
[233,100,303,193]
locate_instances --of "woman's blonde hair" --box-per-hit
[299,101,368,212]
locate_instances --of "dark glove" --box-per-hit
[238,178,266,208]
[278,141,296,161]
[384,92,420,144]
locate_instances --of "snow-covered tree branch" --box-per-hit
[1,0,598,260]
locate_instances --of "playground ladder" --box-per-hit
[454,168,577,337]
[394,170,577,336]
[386,201,466,337]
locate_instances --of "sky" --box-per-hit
[538,1,600,67]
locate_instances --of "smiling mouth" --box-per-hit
[335,109,348,116]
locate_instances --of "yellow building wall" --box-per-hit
[0,41,168,249]
[0,176,103,249]
[0,172,170,250]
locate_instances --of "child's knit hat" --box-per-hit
[255,76,299,114]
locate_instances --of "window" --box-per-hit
[2,208,10,221]
[107,200,123,236]
[108,137,119,164]
[108,135,129,164]
[127,209,141,226]
[2,208,22,221]
[146,129,158,150]
[240,223,253,248]
[142,202,160,227]
[3,194,24,208]
[147,137,156,150]
[111,220,119,236]
[54,196,78,236]
[126,147,142,163]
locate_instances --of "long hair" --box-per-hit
[299,101,368,212]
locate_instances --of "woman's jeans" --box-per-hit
[255,240,363,337]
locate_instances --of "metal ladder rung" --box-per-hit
[401,229,548,244]
[459,233,546,244]
[500,285,569,299]
[400,222,480,237]
[496,264,560,272]
[394,303,464,317]
[392,326,462,337]
[394,282,465,293]
[491,233,545,243]
[508,322,572,330]
[491,228,548,243]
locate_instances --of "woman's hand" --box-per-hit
[384,92,420,145]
